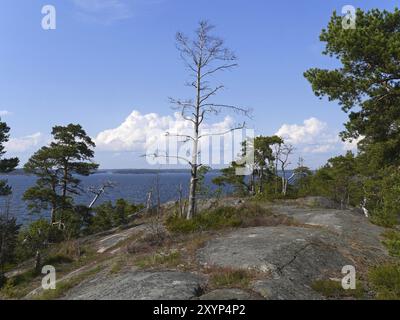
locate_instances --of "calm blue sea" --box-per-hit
[0,171,224,225]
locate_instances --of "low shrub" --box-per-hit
[89,199,144,234]
[0,269,38,299]
[166,204,272,234]
[368,264,400,300]
[382,230,400,258]
[311,279,365,299]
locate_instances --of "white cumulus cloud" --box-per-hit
[5,133,45,153]
[0,110,11,117]
[275,117,357,154]
[94,110,236,153]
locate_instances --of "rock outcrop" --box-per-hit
[65,271,206,300]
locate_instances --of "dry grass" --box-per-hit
[311,279,365,299]
[134,250,183,269]
[204,267,256,290]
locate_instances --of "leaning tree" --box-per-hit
[169,21,251,219]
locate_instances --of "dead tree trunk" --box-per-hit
[146,190,153,213]
[88,181,114,209]
[177,183,184,217]
[187,66,201,219]
[34,250,41,274]
[278,144,294,196]
[167,21,250,220]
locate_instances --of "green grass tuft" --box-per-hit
[311,279,365,299]
[382,230,400,258]
[34,266,103,300]
[209,269,252,289]
[368,264,400,300]
[166,204,273,234]
[134,251,182,269]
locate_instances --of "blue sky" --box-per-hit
[0,0,398,169]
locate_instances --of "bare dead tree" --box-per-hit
[170,21,251,219]
[277,144,294,196]
[88,181,115,209]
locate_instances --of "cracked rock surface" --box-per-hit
[197,208,388,300]
[61,203,389,300]
[64,271,206,300]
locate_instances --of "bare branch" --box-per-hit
[198,122,246,139]
[201,103,252,117]
[199,85,224,104]
[201,64,238,79]
[171,20,250,219]
[169,97,195,109]
[142,152,193,166]
[165,132,195,143]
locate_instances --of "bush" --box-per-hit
[89,199,144,234]
[15,219,66,273]
[311,279,365,299]
[166,203,276,234]
[61,205,93,239]
[16,219,62,260]
[368,264,400,300]
[367,167,400,227]
[382,230,400,257]
[166,207,240,234]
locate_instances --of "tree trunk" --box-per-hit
[275,159,279,194]
[187,58,201,220]
[281,167,287,195]
[35,250,41,274]
[249,170,255,195]
[51,181,57,224]
[146,191,153,213]
[187,166,198,220]
[187,129,199,219]
[178,183,184,218]
[50,208,56,224]
[258,168,264,194]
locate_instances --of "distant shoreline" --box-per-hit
[0,168,223,176]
